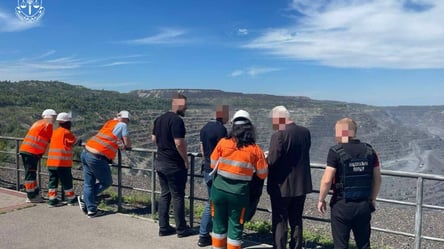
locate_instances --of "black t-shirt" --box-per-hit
[326,139,379,195]
[152,112,186,164]
[200,119,227,172]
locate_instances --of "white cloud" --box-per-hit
[0,9,39,32]
[230,67,279,77]
[0,51,148,81]
[230,70,244,77]
[245,0,444,69]
[246,66,280,77]
[238,28,249,36]
[122,28,190,45]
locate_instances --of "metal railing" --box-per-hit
[1,135,443,249]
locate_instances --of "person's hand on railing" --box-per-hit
[75,138,83,147]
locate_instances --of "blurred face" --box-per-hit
[172,98,187,117]
[272,117,286,131]
[271,108,288,131]
[216,105,229,124]
[335,122,355,143]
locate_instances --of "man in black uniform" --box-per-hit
[151,93,194,238]
[197,105,228,247]
[318,118,382,249]
[267,105,313,249]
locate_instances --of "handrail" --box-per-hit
[1,135,443,248]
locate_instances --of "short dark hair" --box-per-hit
[172,92,187,100]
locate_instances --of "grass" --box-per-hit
[95,190,392,249]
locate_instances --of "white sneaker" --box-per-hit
[78,196,87,214]
[26,196,44,203]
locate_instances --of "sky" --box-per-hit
[0,0,443,106]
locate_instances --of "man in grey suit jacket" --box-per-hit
[267,105,313,249]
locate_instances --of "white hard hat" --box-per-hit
[231,109,251,123]
[42,109,57,118]
[118,110,131,120]
[56,112,72,122]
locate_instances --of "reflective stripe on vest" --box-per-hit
[216,157,255,181]
[20,120,52,155]
[46,127,75,167]
[85,120,119,160]
[211,138,268,181]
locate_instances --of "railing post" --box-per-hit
[414,177,424,249]
[117,149,122,212]
[151,152,156,217]
[189,154,195,227]
[15,139,20,191]
[38,158,42,193]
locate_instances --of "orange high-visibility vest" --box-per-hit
[85,119,119,160]
[46,127,76,167]
[20,120,53,155]
[210,138,268,181]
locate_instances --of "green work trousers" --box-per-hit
[211,186,249,241]
[21,153,40,198]
[48,167,75,204]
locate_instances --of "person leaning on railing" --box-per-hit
[19,109,57,203]
[77,110,132,218]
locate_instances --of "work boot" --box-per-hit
[26,195,44,203]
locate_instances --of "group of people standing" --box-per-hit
[18,93,381,249]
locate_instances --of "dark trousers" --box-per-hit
[156,161,188,232]
[21,153,40,198]
[270,194,306,249]
[330,199,372,249]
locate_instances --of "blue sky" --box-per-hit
[0,0,443,106]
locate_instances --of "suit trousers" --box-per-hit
[270,194,306,249]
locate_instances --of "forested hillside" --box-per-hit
[0,80,168,139]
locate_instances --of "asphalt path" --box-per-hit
[0,187,271,249]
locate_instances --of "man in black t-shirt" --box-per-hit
[318,118,382,249]
[151,93,194,238]
[197,105,228,247]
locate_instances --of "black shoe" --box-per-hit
[177,228,195,238]
[159,226,176,236]
[197,235,212,247]
[87,210,106,218]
